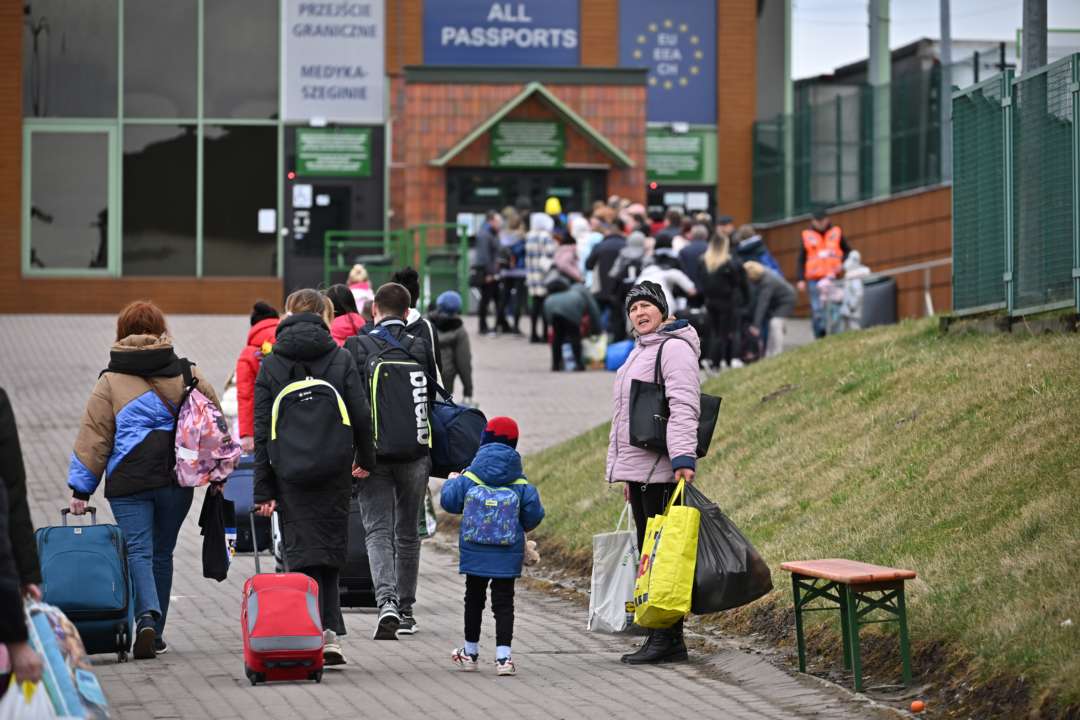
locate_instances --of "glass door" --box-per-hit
[23,125,118,275]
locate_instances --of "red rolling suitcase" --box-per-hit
[241,512,324,685]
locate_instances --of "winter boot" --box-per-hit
[619,630,656,664]
[621,621,688,665]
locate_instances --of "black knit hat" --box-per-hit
[624,280,669,319]
[250,301,279,326]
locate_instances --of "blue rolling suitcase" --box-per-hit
[35,507,134,662]
[223,454,271,553]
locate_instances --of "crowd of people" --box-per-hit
[469,194,871,373]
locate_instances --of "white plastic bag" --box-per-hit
[587,503,638,633]
[0,678,58,720]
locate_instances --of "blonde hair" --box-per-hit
[744,260,765,282]
[702,232,731,273]
[285,288,333,329]
[348,264,369,284]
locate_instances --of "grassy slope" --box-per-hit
[524,319,1080,709]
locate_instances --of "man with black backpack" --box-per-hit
[344,283,434,641]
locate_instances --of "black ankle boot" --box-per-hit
[620,630,656,663]
[621,621,688,665]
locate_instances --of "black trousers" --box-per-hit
[551,315,583,371]
[477,280,503,333]
[706,307,737,367]
[529,295,548,341]
[501,277,527,331]
[626,482,676,556]
[606,293,629,343]
[464,574,515,647]
[298,565,345,636]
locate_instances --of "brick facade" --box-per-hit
[400,82,647,231]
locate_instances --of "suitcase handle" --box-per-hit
[251,509,288,574]
[61,506,97,526]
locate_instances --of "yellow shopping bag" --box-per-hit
[633,479,700,628]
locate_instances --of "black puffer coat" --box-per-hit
[0,388,40,588]
[253,313,375,570]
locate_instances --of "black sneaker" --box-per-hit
[373,601,401,640]
[133,615,157,660]
[153,638,169,655]
[396,611,417,636]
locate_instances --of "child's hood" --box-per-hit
[467,443,524,487]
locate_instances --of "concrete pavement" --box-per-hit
[0,313,873,720]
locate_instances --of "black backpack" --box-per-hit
[354,329,431,462]
[269,362,354,484]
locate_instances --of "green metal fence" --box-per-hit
[752,66,943,223]
[951,71,1011,313]
[951,53,1080,317]
[323,224,470,312]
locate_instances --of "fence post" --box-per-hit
[1072,54,1080,314]
[835,95,843,204]
[1002,69,1015,315]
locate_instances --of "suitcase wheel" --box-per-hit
[309,671,322,683]
[245,667,264,686]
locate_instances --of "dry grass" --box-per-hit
[523,319,1080,712]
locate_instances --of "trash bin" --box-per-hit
[861,276,897,328]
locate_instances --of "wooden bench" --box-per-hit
[780,559,916,692]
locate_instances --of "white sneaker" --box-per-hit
[323,630,346,666]
[495,657,516,676]
[451,647,479,671]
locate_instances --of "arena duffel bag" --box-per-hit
[430,398,486,479]
[269,364,354,483]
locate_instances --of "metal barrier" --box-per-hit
[322,230,411,289]
[823,257,951,332]
[950,53,1080,318]
[323,224,469,311]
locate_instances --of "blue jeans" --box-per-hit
[109,484,194,636]
[807,280,826,338]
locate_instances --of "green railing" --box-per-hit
[752,66,944,223]
[951,53,1080,317]
[323,224,470,312]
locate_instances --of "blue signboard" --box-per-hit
[619,0,716,124]
[423,0,580,66]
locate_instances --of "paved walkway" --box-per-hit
[0,313,873,720]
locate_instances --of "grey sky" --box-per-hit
[793,0,1080,79]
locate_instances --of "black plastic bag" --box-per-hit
[683,483,772,614]
[199,490,229,582]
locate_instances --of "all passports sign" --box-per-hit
[423,0,580,66]
[282,0,385,123]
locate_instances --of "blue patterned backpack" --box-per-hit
[461,471,527,546]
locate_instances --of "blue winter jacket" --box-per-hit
[440,443,545,579]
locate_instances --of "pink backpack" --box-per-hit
[173,367,242,487]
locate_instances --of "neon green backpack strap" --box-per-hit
[270,378,351,440]
[463,471,527,487]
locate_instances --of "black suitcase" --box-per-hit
[340,494,376,608]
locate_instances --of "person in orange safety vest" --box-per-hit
[796,208,851,338]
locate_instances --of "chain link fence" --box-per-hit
[951,53,1080,316]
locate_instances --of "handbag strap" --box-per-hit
[663,479,687,515]
[614,501,632,533]
[652,336,695,386]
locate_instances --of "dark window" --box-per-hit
[29,132,110,270]
[23,0,118,117]
[203,126,277,276]
[124,0,197,117]
[205,0,279,118]
[122,125,197,275]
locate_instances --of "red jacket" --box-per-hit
[331,312,366,346]
[236,317,278,438]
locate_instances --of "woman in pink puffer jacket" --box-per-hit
[606,280,700,666]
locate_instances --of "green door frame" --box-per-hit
[22,123,120,277]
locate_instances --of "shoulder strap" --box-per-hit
[653,336,694,386]
[372,327,453,402]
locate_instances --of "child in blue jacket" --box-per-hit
[440,416,544,676]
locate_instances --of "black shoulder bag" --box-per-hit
[628,337,722,459]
